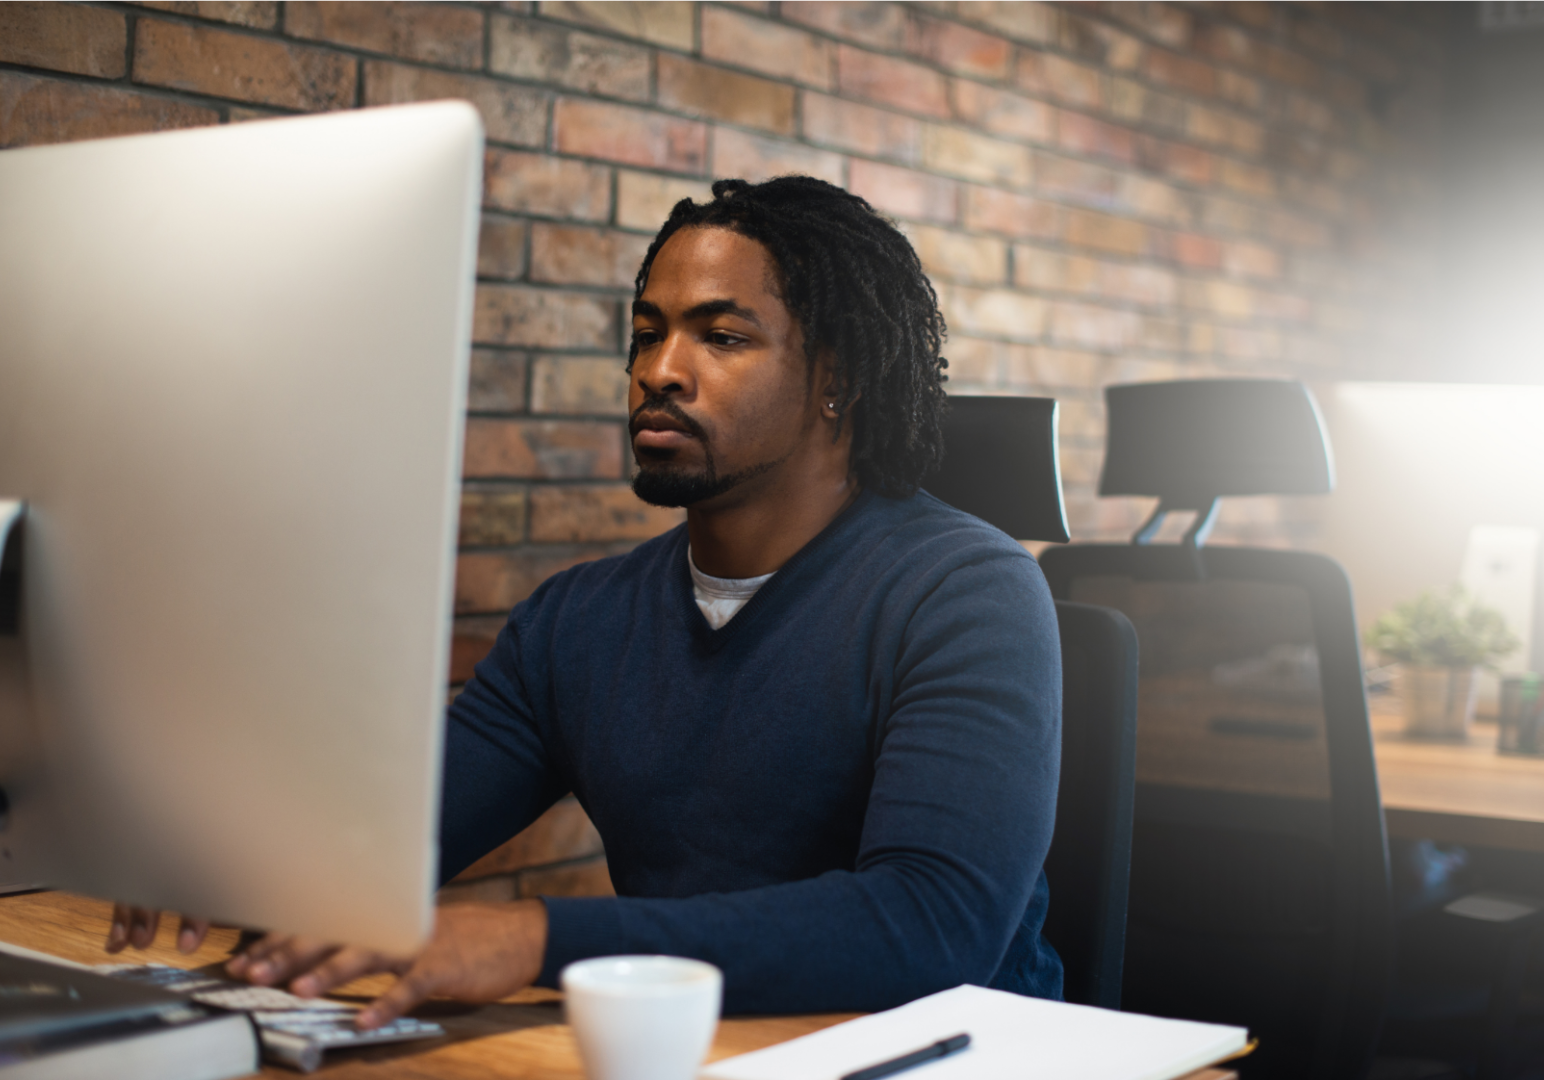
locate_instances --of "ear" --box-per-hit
[815,350,857,421]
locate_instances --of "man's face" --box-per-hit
[628,227,821,509]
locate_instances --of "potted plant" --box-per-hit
[1365,588,1519,738]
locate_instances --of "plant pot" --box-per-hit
[1399,665,1480,739]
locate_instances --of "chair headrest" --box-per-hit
[1100,379,1334,509]
[925,395,1070,543]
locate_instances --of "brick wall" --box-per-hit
[1,1,1447,898]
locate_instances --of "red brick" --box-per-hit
[615,171,712,232]
[364,61,547,148]
[1170,232,1224,270]
[1100,2,1193,49]
[657,55,796,136]
[712,127,845,186]
[1193,22,1256,66]
[462,418,625,480]
[542,1,693,49]
[1064,209,1152,257]
[956,2,1058,46]
[286,3,482,68]
[1033,151,1118,207]
[455,544,628,612]
[490,14,650,100]
[1118,173,1188,225]
[800,91,921,165]
[530,224,650,289]
[905,13,1011,80]
[782,2,908,50]
[468,349,529,413]
[133,18,355,111]
[0,71,219,148]
[1260,44,1321,90]
[554,99,707,173]
[0,3,127,79]
[1218,159,1276,199]
[907,225,1007,286]
[922,124,1034,188]
[1048,300,1144,353]
[837,45,950,120]
[483,149,611,222]
[1143,48,1216,97]
[138,2,278,29]
[1014,245,1178,307]
[1185,104,1264,156]
[847,159,956,224]
[1216,70,1263,112]
[1154,140,1216,185]
[449,615,505,683]
[530,484,683,542]
[938,283,1046,341]
[451,798,603,879]
[1216,2,1274,31]
[1059,12,1144,72]
[460,487,528,547]
[1015,52,1103,110]
[1292,16,1345,60]
[478,216,529,282]
[962,186,1063,241]
[950,81,1053,143]
[700,7,833,90]
[530,355,630,416]
[1056,111,1137,164]
[475,285,616,350]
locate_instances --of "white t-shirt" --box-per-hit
[689,548,774,630]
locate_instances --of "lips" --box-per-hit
[631,410,697,453]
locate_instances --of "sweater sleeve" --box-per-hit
[536,550,1062,1013]
[438,613,570,887]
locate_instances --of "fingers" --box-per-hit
[290,946,401,1000]
[358,967,433,1030]
[106,904,133,953]
[107,907,161,951]
[176,915,211,955]
[230,936,342,988]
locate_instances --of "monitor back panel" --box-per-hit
[0,103,483,953]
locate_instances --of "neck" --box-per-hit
[685,463,860,579]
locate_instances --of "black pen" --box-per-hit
[840,1033,972,1080]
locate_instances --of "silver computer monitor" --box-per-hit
[0,102,482,953]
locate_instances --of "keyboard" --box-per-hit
[97,962,445,1073]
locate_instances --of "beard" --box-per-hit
[632,457,777,507]
[630,395,781,508]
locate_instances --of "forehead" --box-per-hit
[640,227,783,311]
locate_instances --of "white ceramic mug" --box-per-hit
[561,955,724,1080]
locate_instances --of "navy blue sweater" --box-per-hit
[440,489,1063,1013]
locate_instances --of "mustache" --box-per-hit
[629,395,707,441]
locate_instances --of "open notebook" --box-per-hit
[704,984,1248,1080]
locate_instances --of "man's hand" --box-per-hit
[225,900,549,1029]
[107,905,211,954]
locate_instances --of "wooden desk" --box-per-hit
[1371,703,1544,853]
[0,890,1235,1079]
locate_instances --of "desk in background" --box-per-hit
[0,890,1236,1080]
[1371,703,1544,854]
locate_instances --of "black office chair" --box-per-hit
[1037,379,1392,1079]
[927,395,1140,1010]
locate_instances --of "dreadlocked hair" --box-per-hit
[629,176,949,499]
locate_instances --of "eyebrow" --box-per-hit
[631,298,762,328]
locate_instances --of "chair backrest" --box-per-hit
[1039,378,1390,1079]
[926,394,1136,1009]
[1044,599,1139,1009]
[925,395,1069,544]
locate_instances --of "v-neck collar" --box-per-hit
[675,489,876,653]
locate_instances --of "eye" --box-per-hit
[708,330,747,347]
[632,328,662,349]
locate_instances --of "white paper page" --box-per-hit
[703,985,1248,1080]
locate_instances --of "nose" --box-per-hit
[633,329,695,400]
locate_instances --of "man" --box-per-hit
[110,176,1063,1026]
